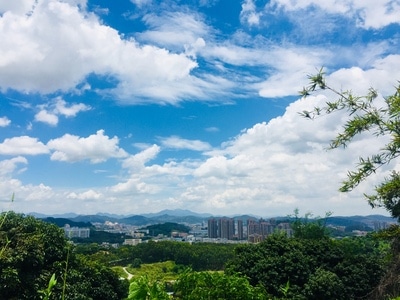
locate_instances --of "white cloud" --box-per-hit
[34,97,91,126]
[270,0,400,29]
[67,189,102,200]
[34,110,59,126]
[122,145,160,171]
[93,93,390,216]
[54,98,91,117]
[327,56,400,96]
[0,0,37,15]
[0,156,28,177]
[138,11,209,49]
[47,130,128,163]
[0,136,49,155]
[0,0,200,103]
[0,116,11,127]
[159,136,211,151]
[240,0,262,26]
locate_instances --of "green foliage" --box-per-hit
[72,229,129,244]
[120,241,236,271]
[0,211,128,299]
[128,275,171,300]
[39,273,57,300]
[173,270,267,300]
[132,257,143,268]
[144,222,191,236]
[290,209,331,240]
[225,233,385,299]
[127,261,180,281]
[301,69,400,220]
[302,268,345,300]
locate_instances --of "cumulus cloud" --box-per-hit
[0,116,11,127]
[54,98,91,117]
[0,136,49,155]
[0,0,200,103]
[92,93,390,216]
[0,0,37,14]
[327,57,400,96]
[34,110,58,126]
[67,189,102,200]
[47,130,128,163]
[1,94,390,215]
[34,97,91,126]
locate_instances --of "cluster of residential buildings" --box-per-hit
[208,217,292,242]
[63,224,90,238]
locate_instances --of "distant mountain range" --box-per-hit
[30,209,397,229]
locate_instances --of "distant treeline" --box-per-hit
[76,240,236,271]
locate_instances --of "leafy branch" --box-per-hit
[300,69,400,219]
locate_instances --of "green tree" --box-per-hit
[0,212,128,299]
[290,209,331,240]
[303,268,345,300]
[300,69,400,220]
[225,233,384,299]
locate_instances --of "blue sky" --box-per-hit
[0,0,399,217]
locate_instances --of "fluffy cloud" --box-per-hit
[94,92,389,216]
[54,98,91,117]
[0,136,49,155]
[34,110,58,126]
[0,0,199,103]
[0,116,11,127]
[47,130,128,163]
[67,189,102,200]
[34,97,91,126]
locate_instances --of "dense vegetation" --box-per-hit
[77,240,237,271]
[143,222,191,237]
[225,233,385,299]
[2,210,400,299]
[0,212,128,299]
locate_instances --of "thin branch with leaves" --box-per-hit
[300,69,400,220]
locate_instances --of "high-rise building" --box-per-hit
[247,219,260,236]
[219,218,234,239]
[260,220,274,238]
[237,219,244,240]
[208,218,218,238]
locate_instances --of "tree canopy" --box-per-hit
[225,232,385,299]
[0,211,128,299]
